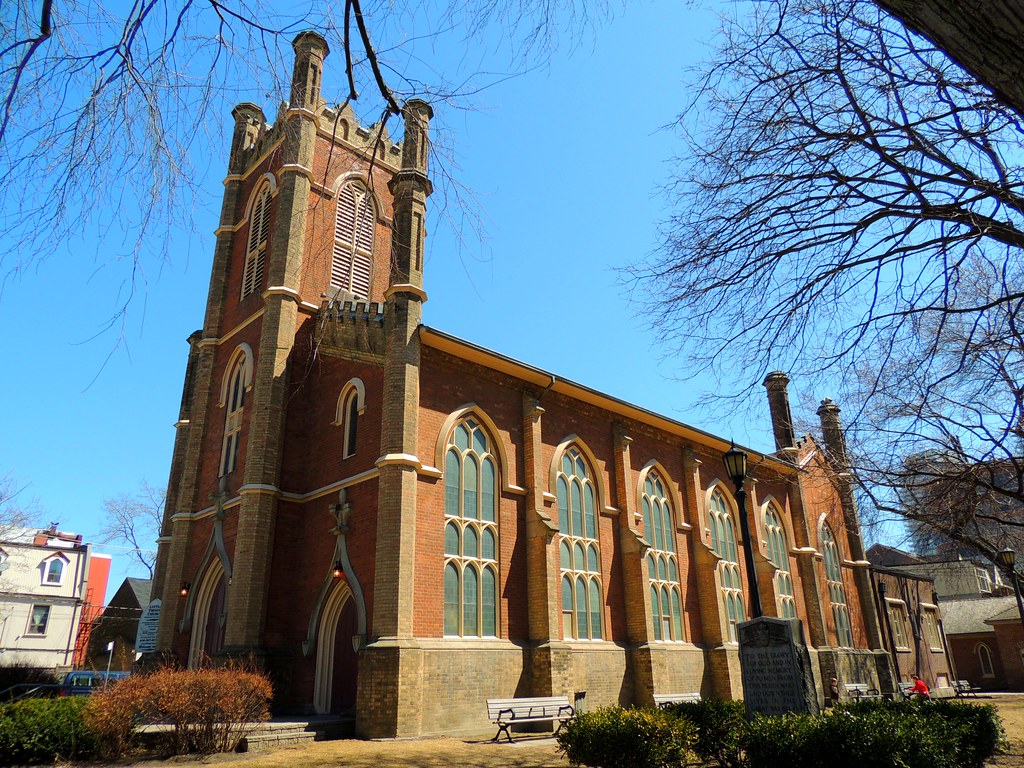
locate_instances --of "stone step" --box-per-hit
[237,716,353,753]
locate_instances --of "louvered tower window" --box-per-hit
[333,181,375,298]
[241,184,271,299]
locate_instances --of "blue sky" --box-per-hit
[0,1,868,599]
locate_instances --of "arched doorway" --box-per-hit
[189,561,226,667]
[314,582,359,714]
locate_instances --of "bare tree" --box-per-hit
[632,0,1024,557]
[0,0,601,309]
[99,482,164,578]
[0,471,38,540]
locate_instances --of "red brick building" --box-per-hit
[149,33,891,737]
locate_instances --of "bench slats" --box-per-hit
[487,696,575,742]
[653,693,702,708]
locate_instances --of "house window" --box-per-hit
[921,606,943,651]
[977,568,993,594]
[558,446,603,640]
[709,489,744,642]
[642,471,683,641]
[978,643,995,677]
[27,605,50,635]
[822,524,854,647]
[764,504,796,619]
[219,355,247,476]
[443,419,498,637]
[887,600,910,650]
[241,183,271,299]
[43,558,64,585]
[332,181,374,298]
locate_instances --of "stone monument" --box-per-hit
[738,616,819,716]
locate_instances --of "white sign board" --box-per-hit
[134,598,162,654]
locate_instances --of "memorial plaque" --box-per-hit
[738,616,819,716]
[135,598,162,654]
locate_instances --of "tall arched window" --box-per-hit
[642,471,683,641]
[822,524,854,647]
[341,388,359,458]
[558,447,602,640]
[709,489,744,642]
[220,355,247,476]
[977,642,995,677]
[332,181,375,298]
[764,504,796,619]
[443,418,498,637]
[241,183,271,299]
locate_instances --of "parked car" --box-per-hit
[59,670,130,696]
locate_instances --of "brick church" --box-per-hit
[150,31,891,737]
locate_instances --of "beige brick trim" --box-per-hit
[173,419,189,428]
[262,285,302,302]
[279,162,315,181]
[384,284,428,302]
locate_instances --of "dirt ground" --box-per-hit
[136,694,1024,768]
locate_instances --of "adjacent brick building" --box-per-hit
[149,32,891,737]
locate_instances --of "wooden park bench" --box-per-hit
[897,681,915,698]
[653,692,702,708]
[955,679,981,697]
[844,682,882,700]
[486,695,575,742]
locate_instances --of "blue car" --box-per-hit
[60,670,130,696]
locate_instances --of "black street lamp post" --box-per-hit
[724,443,762,620]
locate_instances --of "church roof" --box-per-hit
[420,326,795,472]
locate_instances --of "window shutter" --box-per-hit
[333,182,374,298]
[242,187,270,299]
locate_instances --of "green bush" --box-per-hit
[557,706,696,768]
[743,699,1005,768]
[664,698,747,768]
[0,697,98,765]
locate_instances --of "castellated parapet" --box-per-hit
[315,297,386,358]
[230,98,403,178]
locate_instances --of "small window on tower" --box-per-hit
[334,379,365,459]
[343,389,358,458]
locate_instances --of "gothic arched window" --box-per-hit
[764,504,796,619]
[709,489,744,642]
[558,447,603,640]
[642,471,683,641]
[822,523,854,647]
[219,354,248,476]
[443,418,498,637]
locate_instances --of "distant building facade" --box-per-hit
[84,578,151,671]
[868,565,955,695]
[149,33,891,737]
[0,525,109,670]
[868,543,1022,690]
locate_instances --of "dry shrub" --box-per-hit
[85,661,272,757]
[84,675,148,759]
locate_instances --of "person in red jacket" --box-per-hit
[910,674,930,699]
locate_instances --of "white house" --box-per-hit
[0,525,104,670]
